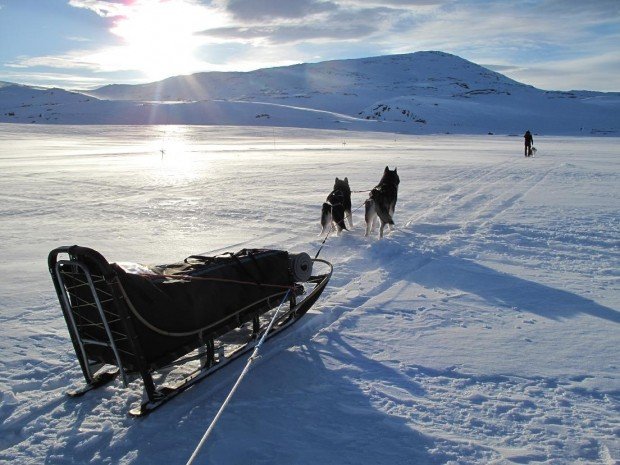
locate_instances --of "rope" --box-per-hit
[185,289,291,465]
[314,224,334,259]
[139,272,294,291]
[111,270,295,338]
[351,199,367,214]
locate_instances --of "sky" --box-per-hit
[0,0,619,92]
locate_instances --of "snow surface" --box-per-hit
[0,124,618,464]
[1,52,619,135]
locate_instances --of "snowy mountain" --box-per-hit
[0,84,95,123]
[1,51,619,134]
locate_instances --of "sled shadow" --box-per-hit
[100,333,489,465]
[183,338,489,464]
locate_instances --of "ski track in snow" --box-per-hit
[0,125,618,465]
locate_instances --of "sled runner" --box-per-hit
[48,245,332,416]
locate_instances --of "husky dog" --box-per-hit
[365,166,400,238]
[320,177,353,235]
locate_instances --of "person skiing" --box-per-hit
[524,130,534,157]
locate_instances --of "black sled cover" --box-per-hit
[64,249,294,371]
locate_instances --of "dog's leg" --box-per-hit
[364,200,376,237]
[379,220,386,239]
[346,209,353,229]
[320,203,332,236]
[332,204,347,235]
[372,216,379,232]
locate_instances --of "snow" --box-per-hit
[0,123,618,464]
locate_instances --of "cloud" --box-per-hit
[201,6,404,44]
[0,69,123,89]
[532,0,619,16]
[203,23,375,44]
[67,0,127,17]
[222,0,337,21]
[364,1,618,62]
[6,54,95,70]
[335,0,445,7]
[488,51,620,92]
[66,36,93,42]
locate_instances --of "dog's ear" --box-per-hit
[394,167,397,173]
[335,177,339,183]
[384,166,389,172]
[344,177,349,184]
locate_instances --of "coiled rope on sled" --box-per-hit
[185,289,291,465]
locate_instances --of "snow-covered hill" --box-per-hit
[1,51,619,134]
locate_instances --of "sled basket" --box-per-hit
[48,245,332,415]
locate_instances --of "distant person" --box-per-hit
[524,130,534,157]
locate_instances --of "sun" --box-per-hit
[109,0,222,80]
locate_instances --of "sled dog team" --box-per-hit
[321,166,400,239]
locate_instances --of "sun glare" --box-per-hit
[146,126,204,183]
[109,1,224,80]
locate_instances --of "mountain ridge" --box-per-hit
[1,51,618,135]
[89,51,533,104]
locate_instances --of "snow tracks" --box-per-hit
[305,155,619,464]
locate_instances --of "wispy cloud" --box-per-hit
[202,16,383,45]
[6,54,93,70]
[66,36,93,43]
[0,69,115,89]
[222,0,338,21]
[491,51,620,92]
[67,0,126,18]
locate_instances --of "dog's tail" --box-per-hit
[364,199,374,223]
[378,212,394,225]
[320,203,332,234]
[331,203,348,232]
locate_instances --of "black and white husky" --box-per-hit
[365,166,400,238]
[320,177,353,235]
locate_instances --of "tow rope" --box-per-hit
[314,224,334,259]
[185,289,291,465]
[186,193,368,461]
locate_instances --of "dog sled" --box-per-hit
[48,245,332,416]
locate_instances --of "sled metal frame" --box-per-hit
[48,246,154,398]
[48,245,332,416]
[54,259,128,385]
